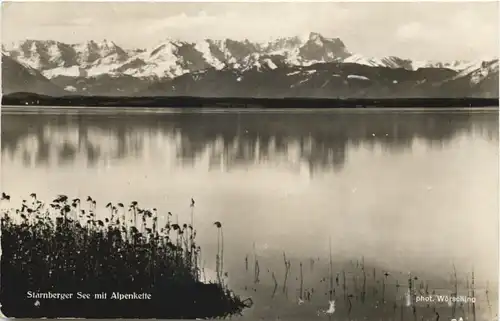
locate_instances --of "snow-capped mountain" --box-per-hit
[4,39,131,77]
[454,60,499,83]
[431,59,500,98]
[342,54,413,69]
[411,60,482,72]
[2,32,498,98]
[341,55,488,72]
[138,57,498,98]
[6,32,483,81]
[142,62,462,98]
[263,32,351,65]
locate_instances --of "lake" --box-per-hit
[1,107,499,320]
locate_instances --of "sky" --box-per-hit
[1,1,499,61]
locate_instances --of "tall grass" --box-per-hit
[282,251,291,297]
[240,248,496,321]
[0,193,251,318]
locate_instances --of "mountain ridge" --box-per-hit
[2,32,499,98]
[4,33,496,79]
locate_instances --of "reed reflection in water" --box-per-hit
[1,109,498,320]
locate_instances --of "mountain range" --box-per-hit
[2,32,499,98]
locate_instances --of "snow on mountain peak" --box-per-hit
[193,40,225,70]
[2,33,350,79]
[454,59,499,85]
[342,54,413,70]
[266,36,303,52]
[3,34,497,84]
[73,40,127,65]
[309,32,321,39]
[262,32,350,67]
[411,59,481,72]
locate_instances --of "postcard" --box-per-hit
[1,1,498,319]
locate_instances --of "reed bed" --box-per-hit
[239,249,497,321]
[0,193,251,319]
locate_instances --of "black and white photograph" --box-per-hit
[0,1,499,319]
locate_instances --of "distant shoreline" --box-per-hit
[2,106,498,115]
[1,93,498,109]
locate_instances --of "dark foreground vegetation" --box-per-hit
[2,92,498,108]
[0,193,251,318]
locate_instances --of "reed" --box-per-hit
[0,193,251,319]
[271,271,278,298]
[465,275,470,316]
[253,243,260,285]
[282,251,291,296]
[342,270,347,301]
[382,271,387,303]
[329,239,334,302]
[214,221,223,285]
[485,281,492,319]
[471,269,477,321]
[361,256,367,303]
[452,264,458,319]
[299,261,304,300]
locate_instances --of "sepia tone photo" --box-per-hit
[0,1,499,320]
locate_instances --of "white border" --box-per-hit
[0,1,499,321]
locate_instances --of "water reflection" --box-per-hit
[1,109,498,320]
[2,110,498,175]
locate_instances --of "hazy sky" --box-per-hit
[1,1,499,61]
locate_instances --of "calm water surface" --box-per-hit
[1,108,498,320]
